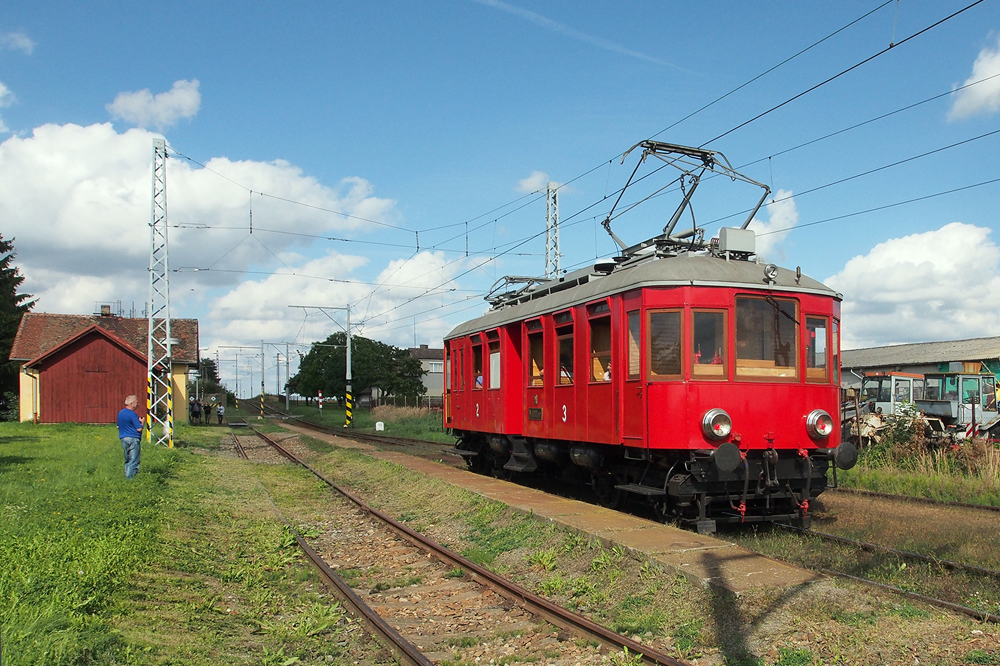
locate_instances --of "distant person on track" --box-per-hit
[193,399,202,424]
[217,403,225,424]
[117,395,143,479]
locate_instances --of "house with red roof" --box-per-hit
[9,312,199,424]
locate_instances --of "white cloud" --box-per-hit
[0,32,34,55]
[949,35,1000,120]
[516,170,550,193]
[107,79,201,130]
[207,250,472,351]
[746,189,797,261]
[0,122,400,315]
[825,222,1000,348]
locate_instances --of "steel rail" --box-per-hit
[293,533,434,666]
[820,568,1000,624]
[232,433,248,460]
[235,430,432,666]
[247,423,690,666]
[828,486,1000,514]
[777,523,1000,579]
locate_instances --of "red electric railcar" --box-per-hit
[442,142,857,533]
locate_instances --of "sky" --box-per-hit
[1,1,999,394]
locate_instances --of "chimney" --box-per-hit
[100,304,112,316]
[420,344,428,350]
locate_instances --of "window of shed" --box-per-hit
[472,344,483,389]
[528,331,544,386]
[627,311,640,380]
[589,317,611,381]
[488,341,500,389]
[557,325,574,385]
[692,310,726,379]
[805,317,828,382]
[735,297,799,380]
[648,310,681,378]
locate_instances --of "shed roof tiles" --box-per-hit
[10,313,199,364]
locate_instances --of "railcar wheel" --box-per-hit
[592,472,623,509]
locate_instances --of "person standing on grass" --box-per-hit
[216,402,225,424]
[117,395,143,479]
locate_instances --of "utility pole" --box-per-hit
[146,138,173,448]
[260,340,265,416]
[289,304,353,427]
[545,181,560,280]
[285,342,290,411]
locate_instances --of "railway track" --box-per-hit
[828,486,1000,514]
[776,523,1000,624]
[241,422,690,666]
[248,408,1000,628]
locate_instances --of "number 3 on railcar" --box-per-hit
[442,142,858,534]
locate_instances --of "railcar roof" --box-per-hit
[445,255,839,340]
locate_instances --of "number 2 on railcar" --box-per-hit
[442,142,858,534]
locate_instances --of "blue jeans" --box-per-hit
[121,437,141,479]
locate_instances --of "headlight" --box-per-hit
[806,409,834,439]
[702,408,732,440]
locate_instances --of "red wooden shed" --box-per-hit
[9,312,200,424]
[24,325,148,424]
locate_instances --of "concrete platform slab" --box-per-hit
[279,425,820,593]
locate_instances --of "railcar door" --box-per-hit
[621,306,644,444]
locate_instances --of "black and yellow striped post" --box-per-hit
[145,373,154,444]
[344,384,353,428]
[166,381,174,449]
[260,392,264,417]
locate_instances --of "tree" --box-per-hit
[287,333,426,405]
[0,235,35,420]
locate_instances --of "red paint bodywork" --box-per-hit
[445,285,841,453]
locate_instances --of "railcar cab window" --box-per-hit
[555,312,574,386]
[627,311,641,380]
[648,310,681,379]
[527,319,544,386]
[487,330,501,390]
[832,319,840,384]
[735,296,799,380]
[587,302,611,382]
[805,317,828,383]
[692,310,726,379]
[471,334,484,389]
[454,347,464,391]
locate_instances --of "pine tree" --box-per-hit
[0,235,35,419]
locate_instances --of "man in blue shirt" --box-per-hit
[116,394,143,479]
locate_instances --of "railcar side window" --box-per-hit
[627,311,640,380]
[692,310,726,379]
[472,343,483,389]
[832,319,840,385]
[735,297,799,380]
[648,310,681,378]
[455,348,464,391]
[805,317,828,382]
[557,324,573,385]
[590,317,611,381]
[528,330,544,386]
[488,341,501,389]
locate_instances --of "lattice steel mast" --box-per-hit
[544,182,560,279]
[146,138,173,448]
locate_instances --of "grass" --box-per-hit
[238,400,454,443]
[839,429,1000,506]
[0,421,381,665]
